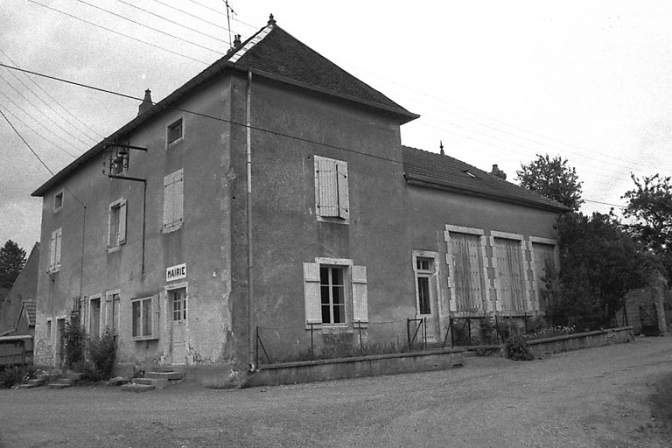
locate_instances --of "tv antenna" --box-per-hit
[224,0,237,49]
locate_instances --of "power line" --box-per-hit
[152,0,233,33]
[116,0,231,46]
[0,49,100,143]
[27,0,211,65]
[0,107,54,175]
[77,0,225,55]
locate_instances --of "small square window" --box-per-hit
[167,118,183,146]
[54,191,64,212]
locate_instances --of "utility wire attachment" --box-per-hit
[224,0,236,50]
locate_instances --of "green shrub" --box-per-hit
[1,365,26,388]
[63,322,87,369]
[87,330,117,381]
[504,333,534,361]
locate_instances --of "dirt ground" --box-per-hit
[1,336,670,448]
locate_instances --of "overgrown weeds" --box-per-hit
[504,332,534,361]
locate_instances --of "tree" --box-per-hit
[622,173,672,247]
[516,154,583,211]
[543,212,656,329]
[0,240,27,290]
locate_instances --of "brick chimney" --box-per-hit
[490,164,507,180]
[138,89,152,115]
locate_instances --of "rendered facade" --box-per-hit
[31,17,568,374]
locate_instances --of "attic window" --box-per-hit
[167,118,183,146]
[463,170,477,179]
[54,190,64,212]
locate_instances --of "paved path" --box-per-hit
[1,336,670,448]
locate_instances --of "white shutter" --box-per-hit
[54,229,62,270]
[49,231,57,272]
[352,265,368,324]
[118,200,127,244]
[316,158,338,217]
[151,294,160,338]
[174,169,184,225]
[303,263,322,325]
[163,173,174,227]
[336,161,349,220]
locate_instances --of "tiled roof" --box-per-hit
[402,146,571,212]
[33,17,417,197]
[231,25,417,121]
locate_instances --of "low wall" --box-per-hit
[526,326,634,357]
[242,348,465,388]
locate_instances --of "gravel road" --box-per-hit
[1,336,670,448]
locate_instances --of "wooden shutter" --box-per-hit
[163,173,175,227]
[151,294,160,339]
[54,229,62,270]
[495,238,526,311]
[174,169,183,225]
[163,170,183,229]
[49,231,57,271]
[118,200,127,244]
[336,161,349,220]
[303,263,322,325]
[316,158,339,217]
[451,233,483,311]
[352,265,368,324]
[533,243,555,311]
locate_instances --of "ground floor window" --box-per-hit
[416,258,433,315]
[320,266,345,324]
[132,296,158,340]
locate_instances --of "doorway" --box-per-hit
[169,288,187,364]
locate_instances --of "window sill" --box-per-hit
[166,137,184,149]
[317,216,349,225]
[132,335,158,341]
[107,245,122,254]
[162,223,183,234]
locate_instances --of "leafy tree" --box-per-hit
[622,174,672,279]
[0,240,26,290]
[544,212,655,329]
[516,154,583,211]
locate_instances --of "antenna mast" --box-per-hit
[224,0,236,50]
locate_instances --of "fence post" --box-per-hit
[310,322,315,359]
[450,318,455,348]
[406,318,411,352]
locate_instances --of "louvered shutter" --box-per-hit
[54,229,62,270]
[303,263,322,325]
[352,265,368,324]
[163,173,175,227]
[336,161,349,220]
[49,231,57,272]
[316,158,339,217]
[118,200,127,244]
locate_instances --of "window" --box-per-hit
[492,232,528,313]
[163,170,184,232]
[89,297,101,339]
[108,199,127,250]
[53,190,64,212]
[132,296,158,340]
[105,291,121,340]
[531,238,558,312]
[49,228,62,273]
[167,118,183,146]
[303,259,368,327]
[170,288,187,322]
[415,258,433,315]
[444,225,489,313]
[46,319,52,343]
[320,267,345,324]
[314,156,349,221]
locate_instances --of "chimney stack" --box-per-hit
[138,89,152,116]
[490,164,507,180]
[233,35,242,49]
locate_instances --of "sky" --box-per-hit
[1,0,672,253]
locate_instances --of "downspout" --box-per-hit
[246,70,255,371]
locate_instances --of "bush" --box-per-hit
[63,322,87,369]
[504,333,533,361]
[87,330,117,381]
[1,365,27,388]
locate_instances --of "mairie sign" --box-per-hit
[166,263,187,282]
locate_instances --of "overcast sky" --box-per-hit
[2,0,672,252]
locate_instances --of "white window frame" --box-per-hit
[166,117,184,148]
[49,228,62,273]
[53,190,64,213]
[444,225,490,314]
[107,198,127,251]
[163,169,184,233]
[303,257,368,329]
[490,231,531,314]
[131,295,159,341]
[314,155,350,224]
[412,250,441,318]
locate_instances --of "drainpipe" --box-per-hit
[246,70,255,372]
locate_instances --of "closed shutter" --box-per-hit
[54,229,62,270]
[316,158,339,217]
[533,243,556,311]
[495,238,526,311]
[451,232,483,311]
[163,173,175,227]
[151,294,160,338]
[336,161,349,220]
[163,170,183,229]
[174,170,183,225]
[352,265,368,324]
[49,231,57,271]
[118,200,127,244]
[303,263,322,325]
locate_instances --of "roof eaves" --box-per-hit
[404,173,571,213]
